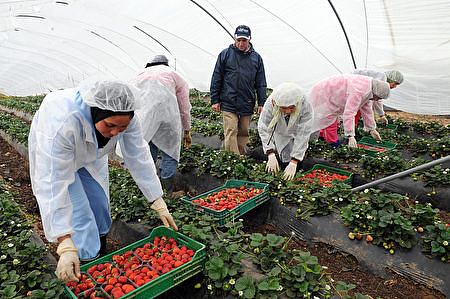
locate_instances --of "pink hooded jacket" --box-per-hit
[135,65,191,130]
[310,74,377,137]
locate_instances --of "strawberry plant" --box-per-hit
[0,181,65,298]
[191,118,224,138]
[190,97,210,107]
[327,146,365,164]
[178,144,215,173]
[0,111,30,146]
[191,106,221,121]
[358,150,406,178]
[411,165,450,187]
[341,189,418,251]
[0,98,40,115]
[247,127,262,149]
[305,138,333,159]
[421,221,450,262]
[109,168,150,222]
[296,180,352,218]
[406,202,440,227]
[408,138,431,156]
[430,136,450,158]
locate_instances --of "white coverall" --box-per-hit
[309,74,377,137]
[28,89,162,259]
[258,91,314,163]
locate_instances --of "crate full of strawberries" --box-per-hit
[181,179,269,225]
[298,164,353,188]
[357,137,397,157]
[63,226,205,299]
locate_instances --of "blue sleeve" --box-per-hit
[255,55,267,107]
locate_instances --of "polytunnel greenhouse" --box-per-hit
[0,1,449,299]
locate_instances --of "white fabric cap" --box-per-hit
[371,79,390,99]
[78,78,140,111]
[271,82,305,107]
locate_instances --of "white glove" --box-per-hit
[380,116,388,125]
[151,197,178,231]
[370,129,381,140]
[348,136,357,148]
[265,153,279,174]
[283,162,297,180]
[56,238,81,282]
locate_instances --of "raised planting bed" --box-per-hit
[64,226,206,299]
[181,179,269,225]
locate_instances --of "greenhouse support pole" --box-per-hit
[351,155,450,192]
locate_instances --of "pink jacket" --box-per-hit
[310,74,376,137]
[135,65,191,130]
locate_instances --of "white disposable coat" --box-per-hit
[28,89,162,242]
[134,65,191,130]
[352,69,387,116]
[258,95,313,162]
[133,79,182,162]
[309,74,377,137]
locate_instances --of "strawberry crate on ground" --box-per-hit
[63,226,206,299]
[300,164,353,187]
[181,179,269,226]
[378,124,398,133]
[357,136,397,157]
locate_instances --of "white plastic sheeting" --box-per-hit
[0,0,449,115]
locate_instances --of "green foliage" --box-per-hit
[430,136,450,159]
[421,221,450,262]
[191,118,224,138]
[341,189,418,251]
[358,150,406,177]
[411,165,450,187]
[0,99,40,115]
[0,111,30,145]
[191,106,221,121]
[0,182,65,298]
[109,167,151,222]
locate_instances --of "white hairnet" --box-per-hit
[78,78,140,111]
[385,70,404,84]
[271,82,306,107]
[150,55,169,64]
[371,79,390,99]
[352,69,386,81]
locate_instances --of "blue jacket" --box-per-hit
[210,43,267,116]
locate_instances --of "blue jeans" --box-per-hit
[68,167,111,260]
[149,141,178,179]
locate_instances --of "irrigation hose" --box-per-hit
[351,155,450,192]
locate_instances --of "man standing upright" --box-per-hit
[210,25,267,155]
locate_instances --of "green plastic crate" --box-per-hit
[379,124,398,133]
[181,179,269,226]
[358,136,397,157]
[63,226,206,299]
[302,164,353,187]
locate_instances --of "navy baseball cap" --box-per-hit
[235,25,251,39]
